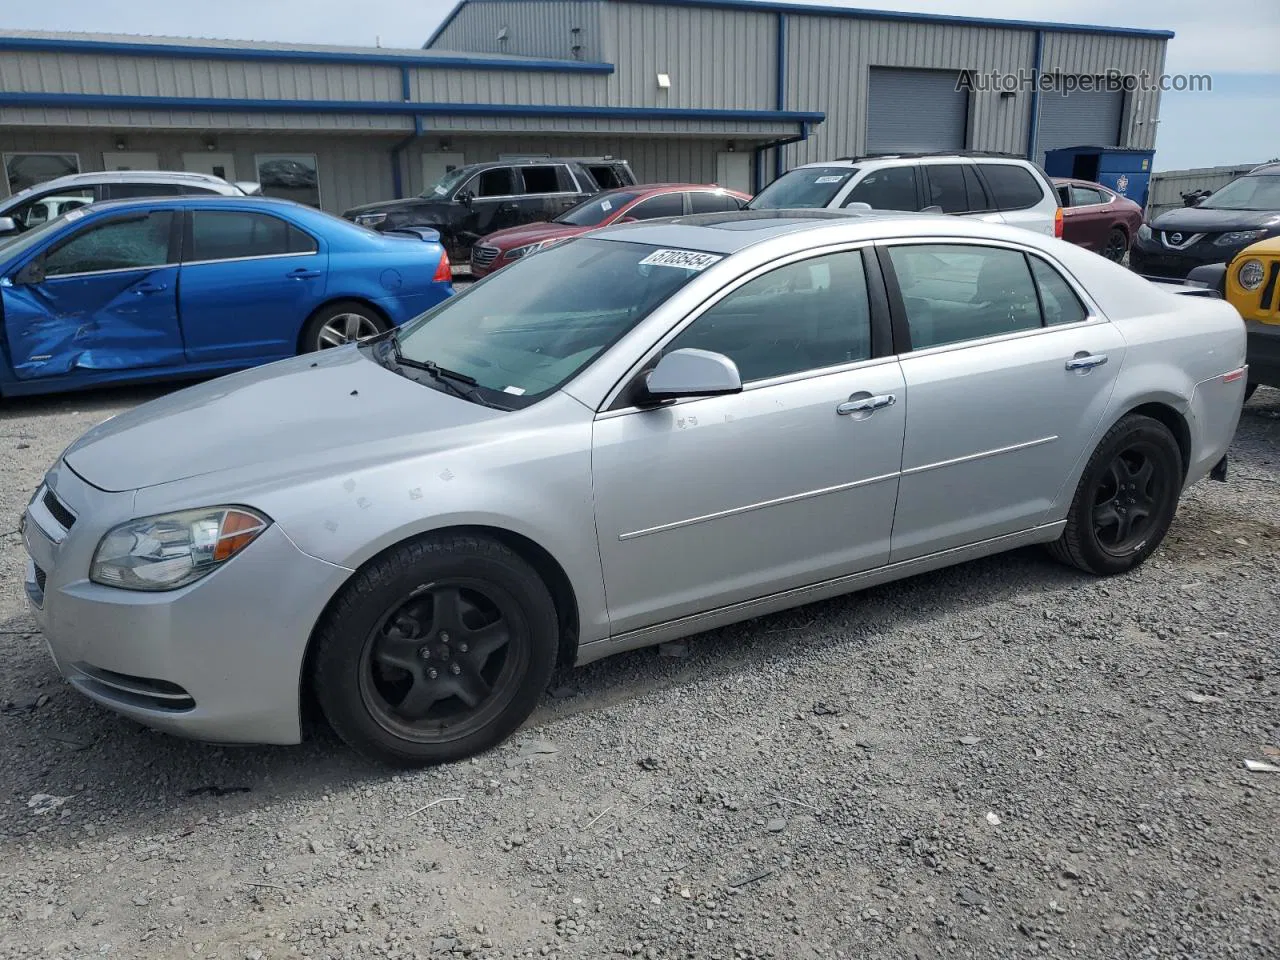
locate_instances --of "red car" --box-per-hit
[468,183,751,277]
[1052,177,1145,263]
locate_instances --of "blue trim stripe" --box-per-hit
[0,35,615,74]
[440,0,1174,40]
[0,91,823,124]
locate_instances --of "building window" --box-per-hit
[254,154,320,207]
[4,153,80,195]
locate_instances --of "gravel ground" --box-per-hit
[0,383,1277,960]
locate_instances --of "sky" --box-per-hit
[4,0,1278,170]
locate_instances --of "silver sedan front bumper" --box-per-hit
[22,463,352,746]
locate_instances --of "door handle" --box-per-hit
[1065,353,1108,371]
[288,268,322,279]
[837,393,896,416]
[499,203,519,212]
[132,282,167,295]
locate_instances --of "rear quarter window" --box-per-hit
[982,164,1049,211]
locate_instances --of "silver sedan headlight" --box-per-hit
[90,507,271,591]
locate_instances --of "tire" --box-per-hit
[1243,382,1259,404]
[301,301,388,353]
[311,533,559,766]
[1103,227,1128,263]
[1047,414,1183,576]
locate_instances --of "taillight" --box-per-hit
[432,250,452,283]
[1054,206,1064,239]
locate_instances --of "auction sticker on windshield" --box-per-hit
[638,249,723,271]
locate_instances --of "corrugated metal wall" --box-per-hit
[783,16,1034,168]
[1041,33,1167,152]
[408,67,608,107]
[1148,164,1258,218]
[400,134,729,196]
[601,1,776,110]
[0,50,402,100]
[0,127,399,213]
[429,1,603,62]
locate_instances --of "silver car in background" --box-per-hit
[21,210,1247,765]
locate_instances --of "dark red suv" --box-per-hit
[469,183,750,277]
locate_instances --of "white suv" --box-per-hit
[0,171,260,238]
[749,153,1063,238]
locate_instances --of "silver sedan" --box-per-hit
[21,210,1247,765]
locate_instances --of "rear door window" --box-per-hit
[105,182,184,200]
[689,191,746,213]
[923,165,969,213]
[1029,256,1088,326]
[519,166,563,195]
[842,166,919,211]
[1069,185,1107,207]
[625,193,686,220]
[982,164,1048,211]
[962,166,992,212]
[188,210,309,261]
[586,164,630,189]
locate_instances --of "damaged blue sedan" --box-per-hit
[0,195,454,396]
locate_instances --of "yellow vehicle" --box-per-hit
[1188,236,1280,401]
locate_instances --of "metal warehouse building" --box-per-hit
[0,0,1172,214]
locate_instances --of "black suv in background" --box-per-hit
[1130,162,1280,280]
[342,157,636,260]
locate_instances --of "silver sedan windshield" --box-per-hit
[392,238,716,405]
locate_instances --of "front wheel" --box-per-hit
[302,301,388,353]
[1047,414,1183,575]
[1103,228,1129,263]
[311,534,559,766]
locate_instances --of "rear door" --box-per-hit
[177,208,326,363]
[879,240,1125,561]
[1066,185,1112,251]
[516,164,581,224]
[921,163,1004,225]
[980,163,1056,236]
[1,208,184,379]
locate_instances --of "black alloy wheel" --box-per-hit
[1047,413,1182,575]
[1103,228,1128,263]
[360,580,522,743]
[312,534,559,765]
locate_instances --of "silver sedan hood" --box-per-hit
[63,348,503,492]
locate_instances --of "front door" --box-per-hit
[880,241,1125,562]
[1,209,183,379]
[182,152,238,182]
[715,151,752,193]
[459,166,523,246]
[101,151,160,171]
[592,249,905,633]
[178,208,326,363]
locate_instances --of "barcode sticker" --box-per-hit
[601,200,612,211]
[638,249,723,271]
[814,175,845,184]
[503,385,526,396]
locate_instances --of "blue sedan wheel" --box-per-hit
[303,301,388,352]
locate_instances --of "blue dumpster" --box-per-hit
[1043,146,1155,210]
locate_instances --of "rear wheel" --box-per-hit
[302,301,388,353]
[311,533,559,766]
[1103,228,1128,263]
[1047,414,1183,575]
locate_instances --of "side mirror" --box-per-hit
[13,259,46,285]
[845,201,873,212]
[641,348,742,404]
[0,215,17,235]
[456,190,474,207]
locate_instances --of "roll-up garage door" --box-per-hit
[867,68,968,154]
[1035,83,1123,162]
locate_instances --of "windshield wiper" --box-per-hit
[379,334,510,410]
